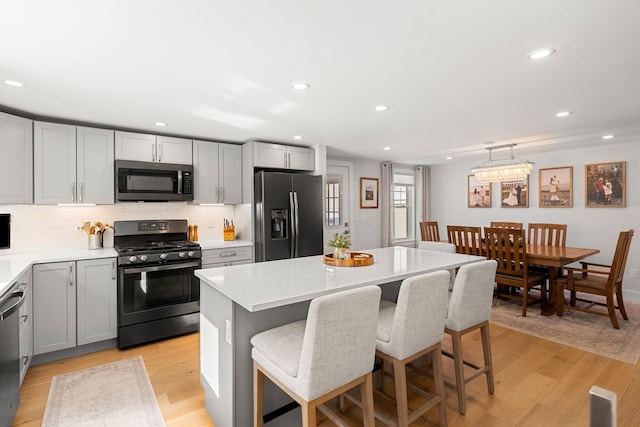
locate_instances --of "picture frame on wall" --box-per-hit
[539,166,573,208]
[585,161,626,207]
[359,177,379,208]
[500,176,529,208]
[468,175,491,208]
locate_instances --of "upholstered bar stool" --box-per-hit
[251,285,382,427]
[343,271,450,426]
[443,260,497,414]
[418,241,457,290]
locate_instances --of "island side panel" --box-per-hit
[200,283,234,427]
[234,300,311,427]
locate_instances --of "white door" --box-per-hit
[325,163,352,247]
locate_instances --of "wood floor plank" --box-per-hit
[12,323,640,427]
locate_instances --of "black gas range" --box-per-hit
[114,219,201,348]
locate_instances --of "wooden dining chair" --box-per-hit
[528,223,567,247]
[447,225,483,256]
[484,227,546,316]
[420,221,440,242]
[559,229,634,329]
[489,221,523,229]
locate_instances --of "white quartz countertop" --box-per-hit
[0,240,252,297]
[195,246,485,312]
[198,240,252,250]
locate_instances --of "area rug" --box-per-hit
[41,356,165,427]
[490,295,640,364]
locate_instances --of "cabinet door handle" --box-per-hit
[283,152,287,168]
[220,187,224,202]
[288,152,291,168]
[69,263,74,286]
[158,143,162,163]
[219,251,237,258]
[112,259,116,280]
[215,187,219,203]
[22,355,29,367]
[21,314,29,325]
[152,144,156,162]
[71,182,76,202]
[79,183,84,203]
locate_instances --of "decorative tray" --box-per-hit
[323,252,374,267]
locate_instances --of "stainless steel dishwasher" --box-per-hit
[0,282,25,427]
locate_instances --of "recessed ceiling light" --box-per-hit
[602,134,615,140]
[445,156,453,160]
[291,82,310,90]
[555,111,572,118]
[293,135,303,140]
[4,80,24,87]
[383,147,391,151]
[375,105,390,111]
[527,48,556,60]
[154,122,167,127]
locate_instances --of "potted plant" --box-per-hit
[327,231,352,260]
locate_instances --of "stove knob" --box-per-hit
[160,253,168,260]
[179,252,186,258]
[187,251,195,257]
[128,256,137,263]
[140,255,148,262]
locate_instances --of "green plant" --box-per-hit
[327,230,351,248]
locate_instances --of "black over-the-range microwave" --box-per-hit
[115,160,194,202]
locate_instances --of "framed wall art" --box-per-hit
[468,175,491,208]
[585,161,626,207]
[539,166,573,208]
[500,176,529,208]
[359,177,379,208]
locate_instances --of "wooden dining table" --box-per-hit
[525,244,600,316]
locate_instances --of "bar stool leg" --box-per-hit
[254,362,264,427]
[451,331,467,414]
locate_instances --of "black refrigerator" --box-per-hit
[254,171,324,262]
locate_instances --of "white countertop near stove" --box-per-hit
[196,246,485,313]
[0,240,252,297]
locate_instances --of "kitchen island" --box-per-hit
[195,246,485,427]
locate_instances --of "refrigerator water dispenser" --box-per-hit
[270,210,288,239]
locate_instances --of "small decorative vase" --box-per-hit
[334,247,349,260]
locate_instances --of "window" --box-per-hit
[392,171,415,242]
[325,177,341,226]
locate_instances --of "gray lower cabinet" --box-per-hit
[202,246,252,268]
[33,261,76,354]
[76,258,117,346]
[17,268,33,385]
[33,258,117,355]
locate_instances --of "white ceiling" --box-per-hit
[1,1,640,165]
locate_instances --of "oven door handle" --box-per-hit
[122,260,201,275]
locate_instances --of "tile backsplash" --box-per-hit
[0,203,236,254]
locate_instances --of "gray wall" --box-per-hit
[429,140,640,300]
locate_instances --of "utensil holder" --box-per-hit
[88,233,103,250]
[224,226,235,241]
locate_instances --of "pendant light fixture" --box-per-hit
[472,144,534,183]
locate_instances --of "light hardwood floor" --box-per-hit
[12,324,640,426]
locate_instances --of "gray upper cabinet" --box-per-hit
[115,131,193,164]
[193,141,242,204]
[157,135,193,164]
[0,112,33,204]
[253,142,315,171]
[34,122,114,204]
[76,127,115,204]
